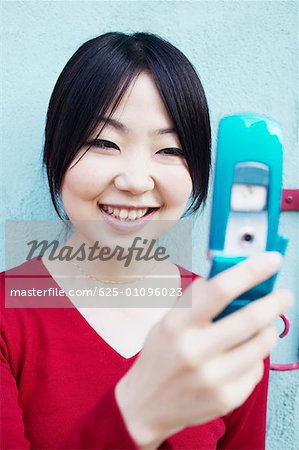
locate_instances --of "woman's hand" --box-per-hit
[115,252,293,449]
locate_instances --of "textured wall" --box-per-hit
[1,1,298,448]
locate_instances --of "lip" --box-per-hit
[100,204,159,210]
[98,205,159,233]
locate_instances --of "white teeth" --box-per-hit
[128,210,137,220]
[100,204,150,220]
[119,209,129,219]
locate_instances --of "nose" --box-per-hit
[114,159,155,195]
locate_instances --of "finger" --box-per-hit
[165,251,283,331]
[204,251,283,321]
[171,289,287,367]
[217,363,265,415]
[198,288,293,356]
[194,325,275,387]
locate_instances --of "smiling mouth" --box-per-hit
[97,204,159,221]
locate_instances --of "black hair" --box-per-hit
[43,31,211,219]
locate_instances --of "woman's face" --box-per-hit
[61,72,193,244]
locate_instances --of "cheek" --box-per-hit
[61,161,103,201]
[161,166,193,205]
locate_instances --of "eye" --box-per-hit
[87,139,120,150]
[157,148,185,157]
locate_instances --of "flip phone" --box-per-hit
[208,114,288,321]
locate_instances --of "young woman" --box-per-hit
[1,32,292,449]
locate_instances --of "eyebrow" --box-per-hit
[100,117,177,135]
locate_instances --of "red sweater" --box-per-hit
[1,257,269,449]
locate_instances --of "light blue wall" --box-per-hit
[1,1,298,448]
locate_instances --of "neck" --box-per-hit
[61,231,167,281]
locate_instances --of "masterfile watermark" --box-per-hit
[4,219,193,308]
[26,237,170,267]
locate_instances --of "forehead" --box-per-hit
[106,72,175,129]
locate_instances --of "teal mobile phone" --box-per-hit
[208,114,288,321]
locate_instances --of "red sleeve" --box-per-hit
[1,346,138,450]
[0,267,139,450]
[62,383,139,449]
[0,335,31,449]
[217,357,270,450]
